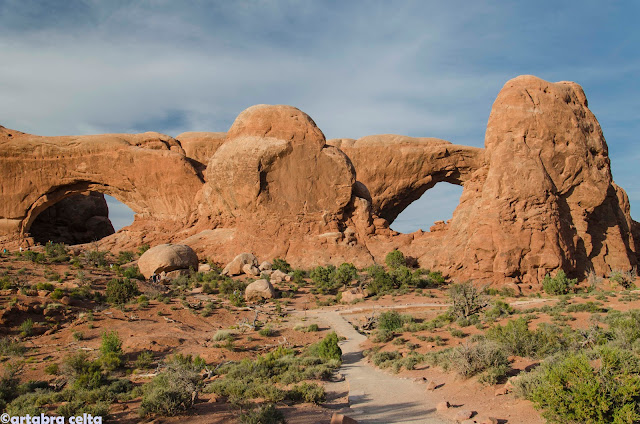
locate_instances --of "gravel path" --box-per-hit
[316,311,449,424]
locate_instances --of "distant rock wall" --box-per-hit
[0,75,636,288]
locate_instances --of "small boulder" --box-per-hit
[165,269,190,281]
[454,410,474,421]
[425,380,438,391]
[436,401,450,412]
[245,279,276,301]
[222,253,258,276]
[259,261,272,271]
[138,244,199,279]
[242,263,260,276]
[340,288,366,303]
[330,413,359,424]
[494,386,509,396]
[198,263,211,272]
[270,269,288,283]
[478,417,499,424]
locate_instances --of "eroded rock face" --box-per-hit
[416,75,637,285]
[0,76,637,288]
[30,192,115,245]
[328,136,484,223]
[0,127,203,245]
[203,105,355,220]
[138,244,199,278]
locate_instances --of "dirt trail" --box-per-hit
[314,310,449,424]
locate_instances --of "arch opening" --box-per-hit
[389,182,464,234]
[29,191,135,245]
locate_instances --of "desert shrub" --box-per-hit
[122,265,144,280]
[62,352,104,390]
[306,323,319,332]
[20,318,34,337]
[447,340,509,379]
[271,258,292,273]
[218,279,247,296]
[85,249,108,267]
[139,358,203,417]
[50,288,65,300]
[44,241,69,263]
[213,330,233,342]
[135,351,154,369]
[137,243,150,255]
[372,329,395,343]
[259,327,275,337]
[291,269,306,285]
[385,249,406,269]
[377,310,410,332]
[426,270,446,286]
[365,265,395,295]
[35,281,55,291]
[390,266,424,288]
[529,347,640,424]
[239,403,287,424]
[310,265,340,294]
[44,363,59,375]
[106,278,139,305]
[609,270,636,289]
[484,300,514,321]
[486,318,569,359]
[99,331,123,371]
[449,282,487,318]
[542,270,577,295]
[605,310,640,349]
[334,263,358,286]
[287,382,325,404]
[308,332,342,361]
[24,250,45,263]
[117,250,135,264]
[0,337,25,357]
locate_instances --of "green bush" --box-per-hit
[287,382,325,404]
[117,250,135,265]
[106,278,139,305]
[308,332,342,361]
[20,319,34,337]
[378,311,408,332]
[365,265,395,295]
[542,270,577,295]
[239,403,287,424]
[99,331,123,371]
[44,242,69,263]
[24,250,45,263]
[122,266,144,280]
[529,347,640,423]
[334,263,358,286]
[447,340,509,379]
[385,250,406,269]
[271,258,292,273]
[449,282,487,318]
[137,244,150,255]
[310,265,340,294]
[50,288,65,300]
[139,359,202,417]
[85,250,108,267]
[62,352,104,390]
[484,300,514,320]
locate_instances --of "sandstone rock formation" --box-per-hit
[244,279,276,301]
[0,127,203,245]
[30,192,114,245]
[137,244,199,279]
[410,75,637,286]
[0,76,637,288]
[328,136,484,223]
[222,253,259,276]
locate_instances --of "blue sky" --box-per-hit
[1,1,637,232]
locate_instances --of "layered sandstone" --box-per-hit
[411,75,637,286]
[0,76,636,287]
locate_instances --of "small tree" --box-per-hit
[385,250,406,269]
[542,270,577,295]
[449,282,487,318]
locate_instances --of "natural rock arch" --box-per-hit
[0,127,204,242]
[327,136,484,224]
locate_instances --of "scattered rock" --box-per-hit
[454,410,474,421]
[242,263,260,276]
[425,380,437,391]
[494,386,509,396]
[138,244,199,279]
[436,401,450,411]
[478,417,499,424]
[244,279,275,301]
[341,288,366,303]
[222,253,258,276]
[330,413,359,424]
[270,269,288,283]
[259,261,272,271]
